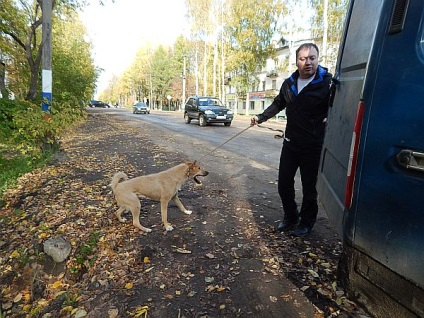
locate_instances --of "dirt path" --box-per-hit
[0,111,369,317]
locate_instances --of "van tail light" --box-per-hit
[344,100,365,209]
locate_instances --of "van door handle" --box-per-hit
[396,150,424,172]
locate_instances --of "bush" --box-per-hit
[0,98,86,158]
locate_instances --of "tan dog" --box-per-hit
[110,161,208,233]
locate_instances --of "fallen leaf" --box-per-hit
[10,250,20,258]
[108,308,119,318]
[205,277,214,283]
[51,281,64,289]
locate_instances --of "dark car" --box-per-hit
[89,100,110,108]
[184,96,233,127]
[133,102,150,114]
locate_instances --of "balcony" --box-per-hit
[266,69,278,78]
[265,89,279,98]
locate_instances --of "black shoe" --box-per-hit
[276,219,299,232]
[290,226,311,237]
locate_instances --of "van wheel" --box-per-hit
[224,122,231,127]
[199,115,207,127]
[184,113,191,124]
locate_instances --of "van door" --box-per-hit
[318,0,424,316]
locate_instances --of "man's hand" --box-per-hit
[251,115,259,126]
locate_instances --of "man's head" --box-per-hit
[296,43,319,79]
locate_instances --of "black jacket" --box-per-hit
[257,65,332,146]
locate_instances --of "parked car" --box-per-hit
[89,100,110,108]
[184,96,233,127]
[133,102,150,114]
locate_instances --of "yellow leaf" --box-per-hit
[51,281,62,289]
[62,305,74,312]
[219,304,226,310]
[143,257,150,263]
[10,250,20,258]
[216,286,226,292]
[38,232,47,239]
[175,290,181,295]
[125,283,133,289]
[134,306,149,318]
[22,304,32,311]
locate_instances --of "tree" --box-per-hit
[151,46,174,109]
[52,11,97,106]
[0,0,97,102]
[226,0,284,115]
[308,0,348,71]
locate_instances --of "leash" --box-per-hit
[257,124,285,139]
[200,123,285,159]
[200,125,253,158]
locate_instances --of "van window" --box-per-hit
[340,0,383,72]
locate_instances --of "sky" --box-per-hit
[79,0,189,97]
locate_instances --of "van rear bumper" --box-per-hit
[340,244,424,318]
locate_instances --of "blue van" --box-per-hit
[317,0,424,317]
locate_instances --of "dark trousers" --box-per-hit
[277,140,322,229]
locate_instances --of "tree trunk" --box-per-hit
[26,45,43,101]
[0,61,7,98]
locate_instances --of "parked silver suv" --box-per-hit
[184,96,233,127]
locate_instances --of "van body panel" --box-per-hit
[318,0,424,316]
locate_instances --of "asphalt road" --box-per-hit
[103,107,284,169]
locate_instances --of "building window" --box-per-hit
[272,80,277,90]
[261,101,265,110]
[262,81,266,91]
[242,101,246,110]
[250,101,255,110]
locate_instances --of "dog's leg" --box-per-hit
[130,199,152,233]
[172,194,192,215]
[160,199,174,231]
[115,206,127,222]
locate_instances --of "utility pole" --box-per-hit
[182,55,186,110]
[221,0,226,105]
[42,0,53,113]
[322,0,329,65]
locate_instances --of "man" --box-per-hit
[251,43,332,237]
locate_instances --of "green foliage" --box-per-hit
[0,150,50,198]
[1,99,85,157]
[70,231,102,274]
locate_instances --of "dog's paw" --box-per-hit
[183,210,193,215]
[165,225,174,231]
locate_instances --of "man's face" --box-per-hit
[296,47,319,79]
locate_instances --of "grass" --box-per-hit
[0,145,51,199]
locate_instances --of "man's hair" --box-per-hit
[296,43,319,59]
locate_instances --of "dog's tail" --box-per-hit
[110,172,128,191]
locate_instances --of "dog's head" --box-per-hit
[185,161,209,185]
